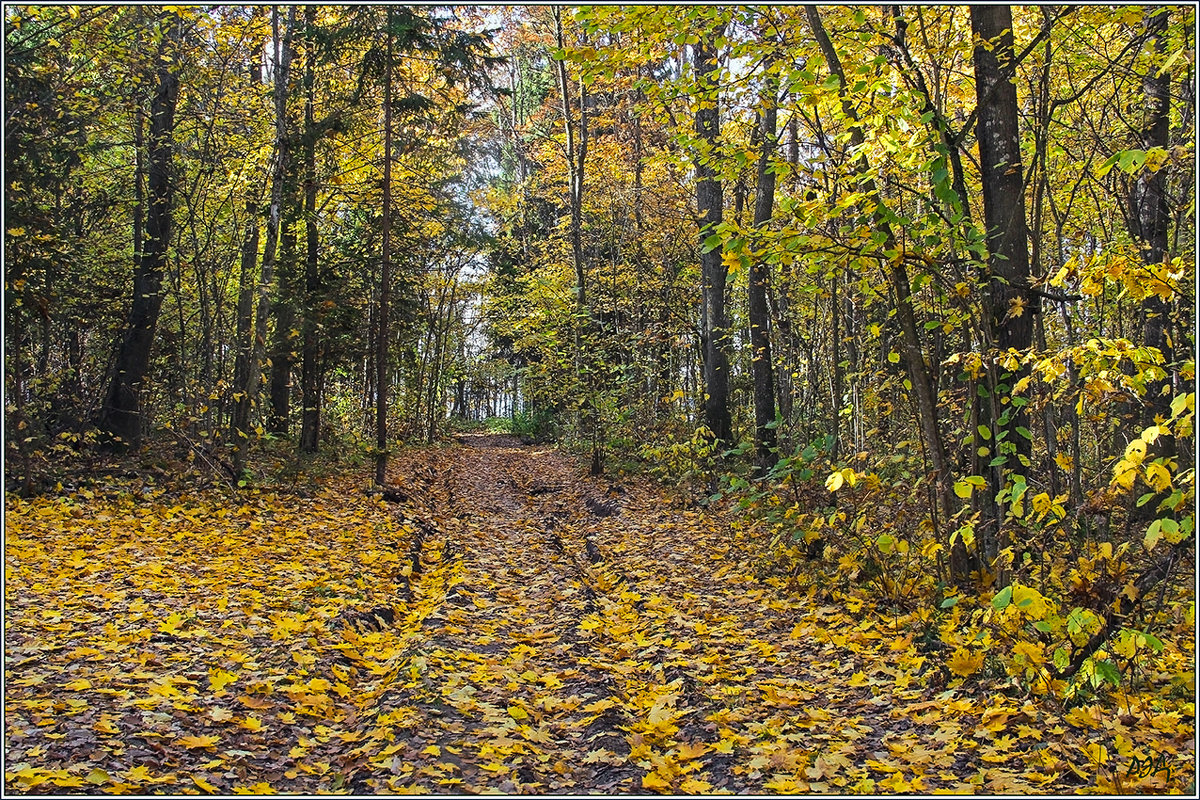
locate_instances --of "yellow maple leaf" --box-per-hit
[209,669,237,693]
[125,765,153,783]
[233,781,275,795]
[210,707,234,722]
[179,734,219,749]
[946,647,984,677]
[711,738,735,754]
[94,715,120,735]
[1011,640,1045,668]
[193,775,220,793]
[763,775,802,792]
[674,741,707,761]
[641,771,672,792]
[239,715,264,732]
[679,777,712,793]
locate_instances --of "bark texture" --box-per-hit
[100,12,181,448]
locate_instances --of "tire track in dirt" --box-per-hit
[339,435,641,792]
[341,435,1146,795]
[341,434,895,793]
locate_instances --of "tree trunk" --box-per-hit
[1132,7,1174,454]
[694,30,732,447]
[554,6,602,474]
[375,8,394,485]
[231,202,260,475]
[268,221,298,435]
[749,91,779,475]
[972,4,1035,561]
[246,6,295,448]
[100,11,181,449]
[298,5,321,454]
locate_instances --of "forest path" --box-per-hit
[334,434,963,794]
[6,436,1176,794]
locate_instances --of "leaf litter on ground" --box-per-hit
[4,434,1194,794]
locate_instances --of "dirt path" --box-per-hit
[332,435,1010,793]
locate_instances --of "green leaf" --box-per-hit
[1096,152,1121,177]
[1117,149,1146,174]
[991,585,1013,611]
[1145,519,1163,550]
[1034,620,1052,633]
[940,596,959,609]
[1094,659,1121,687]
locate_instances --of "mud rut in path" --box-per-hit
[333,433,1015,795]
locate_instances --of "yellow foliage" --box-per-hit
[946,648,984,677]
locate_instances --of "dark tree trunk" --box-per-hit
[750,94,779,475]
[132,104,145,275]
[231,202,260,474]
[694,32,732,447]
[268,221,298,436]
[100,12,181,449]
[554,6,601,474]
[375,8,394,485]
[298,6,321,454]
[246,6,295,449]
[972,4,1035,561]
[1132,7,1175,454]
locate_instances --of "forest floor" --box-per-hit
[4,434,1194,794]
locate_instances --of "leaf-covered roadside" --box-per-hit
[5,436,1195,793]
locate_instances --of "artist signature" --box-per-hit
[1126,751,1174,781]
